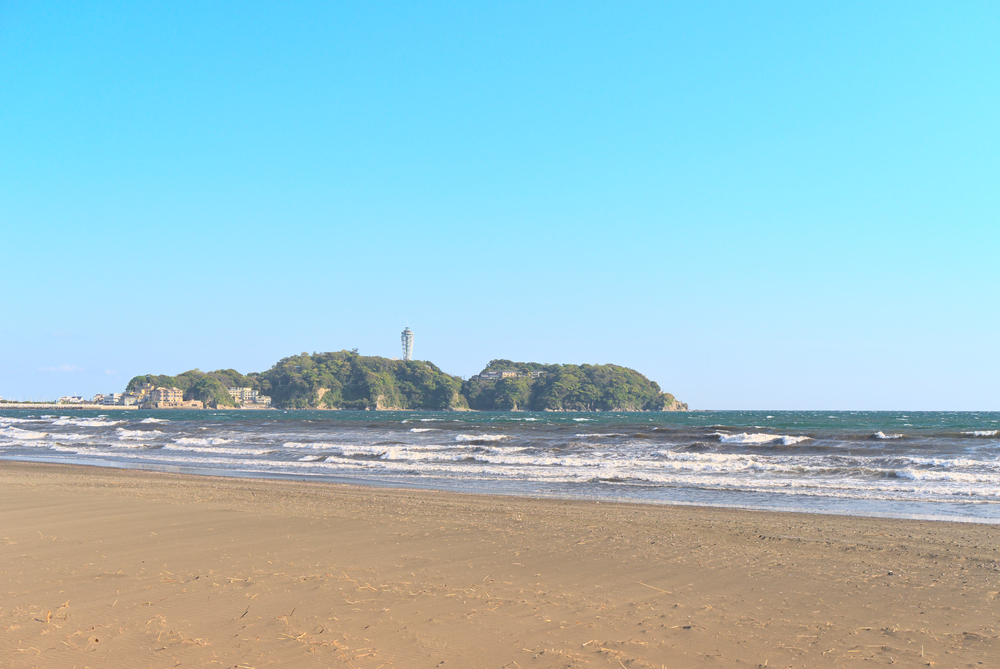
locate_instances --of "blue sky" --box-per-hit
[1,1,998,409]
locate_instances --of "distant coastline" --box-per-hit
[14,352,687,413]
[119,352,687,412]
[0,403,139,411]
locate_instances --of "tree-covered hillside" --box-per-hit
[126,368,260,408]
[259,351,469,410]
[126,354,686,411]
[462,359,685,411]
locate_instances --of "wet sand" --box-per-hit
[1,461,997,668]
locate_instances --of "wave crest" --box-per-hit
[715,432,810,446]
[173,437,233,446]
[117,428,164,440]
[1,426,49,440]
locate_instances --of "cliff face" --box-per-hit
[662,393,688,411]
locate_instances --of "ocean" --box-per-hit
[2,409,998,523]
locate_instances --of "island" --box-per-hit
[463,359,686,411]
[117,351,687,411]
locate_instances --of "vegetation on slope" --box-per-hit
[126,369,258,408]
[258,351,468,410]
[126,354,686,411]
[462,359,685,411]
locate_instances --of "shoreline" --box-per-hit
[1,460,997,667]
[0,403,139,410]
[5,454,998,526]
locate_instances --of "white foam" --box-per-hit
[573,418,592,422]
[51,433,88,442]
[1,427,48,440]
[716,432,810,446]
[17,440,997,505]
[116,428,164,440]
[50,417,124,427]
[162,444,273,456]
[897,469,1000,484]
[11,412,1000,511]
[656,450,748,463]
[0,416,35,424]
[173,437,233,446]
[282,441,353,450]
[903,456,983,468]
[105,441,153,450]
[455,434,509,442]
[140,417,170,424]
[47,444,100,454]
[874,431,904,440]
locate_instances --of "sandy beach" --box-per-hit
[0,462,996,668]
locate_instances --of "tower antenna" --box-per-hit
[401,326,414,361]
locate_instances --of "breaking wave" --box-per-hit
[50,417,123,427]
[3,408,1000,521]
[1,426,49,440]
[715,432,811,446]
[117,428,164,440]
[163,443,273,456]
[173,437,233,446]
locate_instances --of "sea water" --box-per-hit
[2,409,999,523]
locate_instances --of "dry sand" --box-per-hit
[0,461,997,668]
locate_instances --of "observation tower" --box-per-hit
[401,327,414,361]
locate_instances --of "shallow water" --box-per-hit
[2,409,999,522]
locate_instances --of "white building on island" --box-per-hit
[401,327,414,361]
[227,387,272,407]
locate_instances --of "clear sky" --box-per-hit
[1,2,998,409]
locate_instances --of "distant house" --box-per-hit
[151,387,184,404]
[100,393,124,406]
[473,369,546,382]
[134,383,156,402]
[121,393,142,406]
[142,386,202,409]
[477,370,532,380]
[227,387,272,407]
